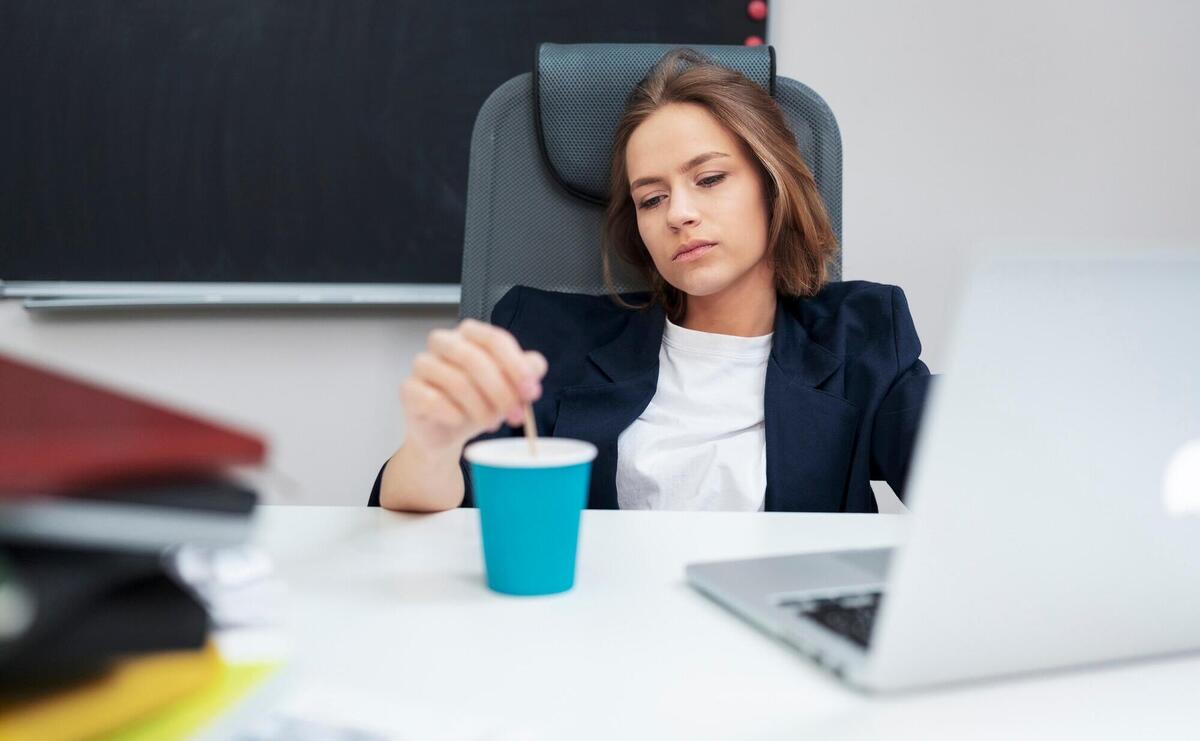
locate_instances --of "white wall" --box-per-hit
[3,2,1197,506]
[774,0,1200,371]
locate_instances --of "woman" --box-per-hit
[370,48,934,513]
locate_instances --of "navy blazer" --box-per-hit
[369,280,937,513]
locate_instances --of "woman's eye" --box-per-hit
[637,174,725,210]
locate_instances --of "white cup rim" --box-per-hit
[464,437,598,469]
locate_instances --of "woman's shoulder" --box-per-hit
[809,278,902,306]
[790,279,920,359]
[795,279,911,322]
[486,286,653,382]
[488,285,647,329]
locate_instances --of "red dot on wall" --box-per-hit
[744,35,764,47]
[747,0,767,22]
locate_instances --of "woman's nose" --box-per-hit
[666,190,700,231]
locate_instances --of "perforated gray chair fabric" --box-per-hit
[458,42,843,322]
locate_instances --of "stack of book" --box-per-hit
[0,353,279,739]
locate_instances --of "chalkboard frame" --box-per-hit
[0,281,459,310]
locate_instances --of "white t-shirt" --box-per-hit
[615,317,773,511]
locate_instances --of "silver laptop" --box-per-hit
[686,248,1200,693]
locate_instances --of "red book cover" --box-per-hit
[0,353,266,496]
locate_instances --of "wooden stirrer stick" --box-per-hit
[523,403,538,456]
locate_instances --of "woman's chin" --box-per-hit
[670,271,731,298]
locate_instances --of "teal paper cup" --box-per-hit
[464,437,597,596]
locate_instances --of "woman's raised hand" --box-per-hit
[400,318,548,456]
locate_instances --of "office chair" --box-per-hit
[458,42,843,322]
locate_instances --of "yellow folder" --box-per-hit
[0,642,222,741]
[105,660,277,741]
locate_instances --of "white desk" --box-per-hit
[236,505,1200,740]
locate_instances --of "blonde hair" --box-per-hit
[602,48,838,322]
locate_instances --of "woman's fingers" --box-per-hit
[411,350,496,429]
[405,319,549,442]
[522,349,548,384]
[428,326,524,423]
[457,319,546,398]
[401,376,466,429]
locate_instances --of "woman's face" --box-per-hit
[625,102,771,299]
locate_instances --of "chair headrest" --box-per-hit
[535,43,776,204]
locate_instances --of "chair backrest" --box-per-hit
[458,43,843,322]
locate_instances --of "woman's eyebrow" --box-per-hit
[630,151,730,190]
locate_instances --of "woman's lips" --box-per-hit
[674,242,716,262]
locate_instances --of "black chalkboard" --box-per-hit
[0,1,766,286]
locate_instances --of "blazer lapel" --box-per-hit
[551,302,665,509]
[764,298,861,511]
[551,294,862,512]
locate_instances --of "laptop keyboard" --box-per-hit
[778,592,882,649]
